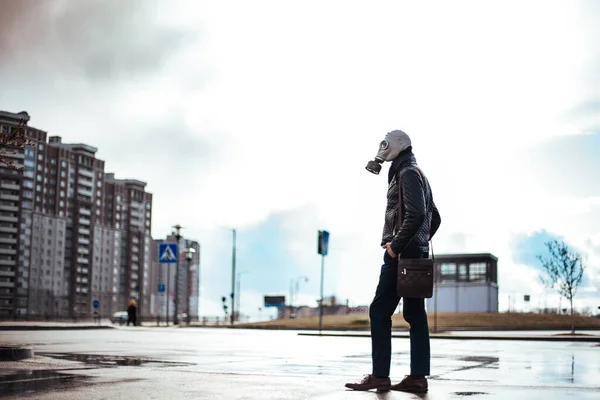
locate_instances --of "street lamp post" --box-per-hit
[236,270,249,321]
[290,276,308,317]
[183,247,196,326]
[173,224,183,325]
[230,229,236,325]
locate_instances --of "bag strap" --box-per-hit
[397,166,435,259]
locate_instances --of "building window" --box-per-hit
[38,154,43,161]
[439,263,456,283]
[458,264,468,281]
[469,262,487,282]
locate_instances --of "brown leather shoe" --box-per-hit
[390,375,428,393]
[345,374,391,391]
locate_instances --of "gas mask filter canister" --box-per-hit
[365,130,412,175]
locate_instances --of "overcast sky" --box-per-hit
[1,0,599,319]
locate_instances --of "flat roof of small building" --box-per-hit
[434,253,498,262]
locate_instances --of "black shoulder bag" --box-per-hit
[396,167,435,299]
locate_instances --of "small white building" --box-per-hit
[426,253,499,313]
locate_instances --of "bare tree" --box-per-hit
[536,240,585,334]
[0,118,36,172]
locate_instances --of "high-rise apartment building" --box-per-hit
[0,110,153,320]
[0,110,41,318]
[103,174,153,317]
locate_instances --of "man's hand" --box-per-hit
[383,242,397,258]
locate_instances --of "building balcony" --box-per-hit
[77,188,94,197]
[0,270,15,277]
[79,217,91,225]
[0,183,20,191]
[0,248,16,255]
[78,168,95,178]
[77,257,89,264]
[79,208,91,216]
[0,237,17,244]
[78,237,90,245]
[0,226,16,233]
[0,215,17,223]
[0,194,19,201]
[0,259,15,266]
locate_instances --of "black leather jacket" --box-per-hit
[381,152,441,256]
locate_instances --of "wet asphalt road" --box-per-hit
[1,327,599,399]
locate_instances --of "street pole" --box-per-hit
[434,267,438,333]
[289,279,294,318]
[230,229,236,325]
[236,272,241,320]
[318,254,325,334]
[198,243,201,323]
[173,224,183,326]
[166,263,171,326]
[187,255,192,325]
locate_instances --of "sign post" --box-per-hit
[159,243,178,326]
[92,300,99,325]
[158,283,166,326]
[317,230,329,334]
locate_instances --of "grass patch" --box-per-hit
[235,312,600,331]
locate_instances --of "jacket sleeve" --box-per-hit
[390,169,426,256]
[430,201,441,240]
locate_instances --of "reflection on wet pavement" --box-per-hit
[0,370,91,396]
[39,353,194,368]
[0,328,598,399]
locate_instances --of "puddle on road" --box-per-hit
[453,392,488,397]
[38,353,194,368]
[0,354,193,397]
[0,370,92,397]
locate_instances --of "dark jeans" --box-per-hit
[369,248,430,377]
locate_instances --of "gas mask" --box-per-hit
[365,130,412,175]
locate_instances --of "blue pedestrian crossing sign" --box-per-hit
[318,230,330,256]
[158,284,166,293]
[92,300,99,309]
[159,243,178,264]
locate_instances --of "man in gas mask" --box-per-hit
[346,130,441,393]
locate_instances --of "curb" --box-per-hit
[0,346,34,361]
[0,325,115,331]
[298,332,600,343]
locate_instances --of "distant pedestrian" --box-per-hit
[127,300,137,327]
[346,130,441,393]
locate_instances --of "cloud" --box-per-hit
[510,230,566,269]
[509,229,599,302]
[3,0,600,319]
[521,132,600,197]
[0,0,194,82]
